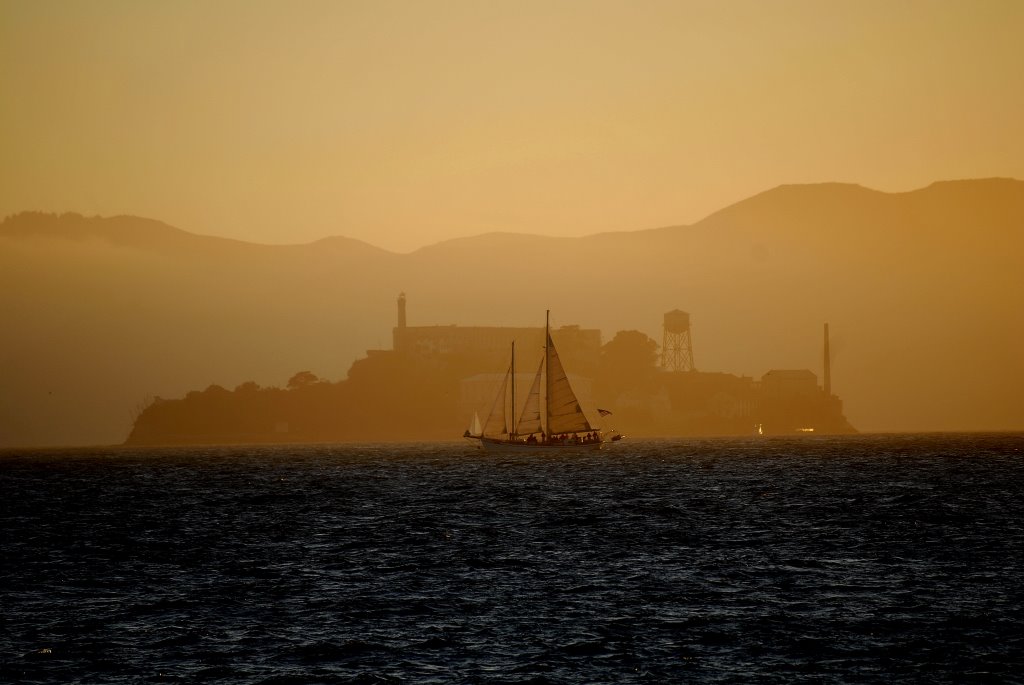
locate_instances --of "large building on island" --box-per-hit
[392,293,601,369]
[390,293,602,424]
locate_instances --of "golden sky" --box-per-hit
[2,0,1022,252]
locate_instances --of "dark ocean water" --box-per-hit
[2,434,1023,684]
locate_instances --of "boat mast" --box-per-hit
[544,310,550,438]
[510,340,516,440]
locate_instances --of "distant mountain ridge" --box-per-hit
[1,178,1021,447]
[4,177,1021,255]
[1,211,389,260]
[1,211,259,255]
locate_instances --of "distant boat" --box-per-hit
[464,311,622,451]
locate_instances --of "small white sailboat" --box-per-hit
[464,311,620,451]
[468,412,482,438]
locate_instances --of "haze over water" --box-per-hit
[4,434,1023,683]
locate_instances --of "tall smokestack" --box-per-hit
[393,292,408,353]
[823,322,832,397]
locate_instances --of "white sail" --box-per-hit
[470,411,482,436]
[481,365,510,437]
[515,359,544,436]
[545,330,593,434]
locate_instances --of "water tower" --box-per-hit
[662,309,696,372]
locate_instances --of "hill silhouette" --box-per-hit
[1,179,1021,446]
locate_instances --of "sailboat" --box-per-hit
[464,311,620,451]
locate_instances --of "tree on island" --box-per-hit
[598,330,660,394]
[287,371,320,390]
[594,330,662,431]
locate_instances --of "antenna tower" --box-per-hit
[823,322,832,396]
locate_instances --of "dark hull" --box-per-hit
[470,437,605,452]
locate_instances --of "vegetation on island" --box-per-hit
[128,353,458,444]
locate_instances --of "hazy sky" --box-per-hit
[2,0,1022,252]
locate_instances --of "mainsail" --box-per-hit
[482,365,510,437]
[545,329,593,434]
